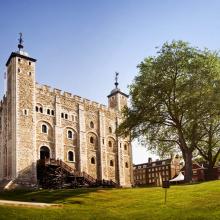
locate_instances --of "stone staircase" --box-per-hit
[37,159,118,189]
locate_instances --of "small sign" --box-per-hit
[162,181,170,189]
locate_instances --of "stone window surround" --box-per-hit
[91,157,96,164]
[108,126,112,134]
[44,108,55,116]
[110,160,114,167]
[36,103,43,113]
[90,136,94,144]
[90,121,94,129]
[67,129,74,140]
[61,112,75,121]
[41,123,48,134]
[72,115,77,122]
[23,109,29,116]
[108,140,113,148]
[35,103,55,116]
[67,150,75,163]
[61,113,69,119]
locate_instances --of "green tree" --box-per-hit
[118,41,220,182]
[195,111,220,179]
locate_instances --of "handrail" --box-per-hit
[37,159,118,186]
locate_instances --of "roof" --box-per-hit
[107,88,129,98]
[6,52,37,66]
[134,158,172,168]
[181,162,206,171]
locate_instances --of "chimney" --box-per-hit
[148,157,152,164]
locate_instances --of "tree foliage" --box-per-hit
[118,41,220,182]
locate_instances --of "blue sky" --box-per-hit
[0,0,220,163]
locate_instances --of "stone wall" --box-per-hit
[0,52,133,187]
[16,56,37,184]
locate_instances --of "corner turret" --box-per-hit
[107,72,129,111]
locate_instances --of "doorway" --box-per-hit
[40,146,50,160]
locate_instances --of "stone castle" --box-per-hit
[0,35,133,187]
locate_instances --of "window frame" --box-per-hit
[41,124,48,134]
[90,136,94,144]
[91,157,96,164]
[39,107,43,113]
[108,141,113,148]
[90,121,94,129]
[110,160,114,167]
[67,130,74,139]
[67,151,75,162]
[47,109,51,115]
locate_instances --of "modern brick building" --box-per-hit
[133,156,181,186]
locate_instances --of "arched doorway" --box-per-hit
[40,146,50,160]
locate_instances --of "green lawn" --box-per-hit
[0,181,219,220]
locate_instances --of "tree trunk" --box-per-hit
[206,162,215,180]
[184,150,193,183]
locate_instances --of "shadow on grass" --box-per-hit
[0,187,114,204]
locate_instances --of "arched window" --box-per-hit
[90,136,94,144]
[68,130,73,139]
[108,141,112,148]
[68,151,74,162]
[36,106,39,112]
[61,113,64,118]
[47,109,51,115]
[42,124,47,133]
[109,127,112,133]
[124,144,128,151]
[39,107,43,113]
[125,162,129,168]
[65,114,68,119]
[91,157,95,164]
[110,160,114,167]
[90,121,94,128]
[51,110,55,116]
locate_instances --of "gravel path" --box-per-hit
[0,200,61,207]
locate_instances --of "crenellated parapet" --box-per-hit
[35,82,117,114]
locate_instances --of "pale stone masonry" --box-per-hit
[0,40,133,187]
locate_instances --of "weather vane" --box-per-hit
[18,32,24,51]
[115,72,119,88]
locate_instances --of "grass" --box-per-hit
[0,180,219,220]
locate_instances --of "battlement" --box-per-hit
[0,95,7,109]
[35,82,113,112]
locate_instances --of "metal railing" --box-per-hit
[38,159,118,187]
